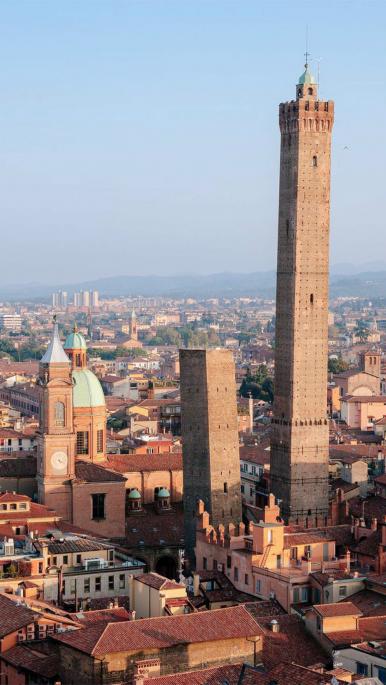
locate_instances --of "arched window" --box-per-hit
[308,87,313,95]
[55,401,65,427]
[313,155,318,167]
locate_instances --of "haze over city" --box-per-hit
[1,0,386,285]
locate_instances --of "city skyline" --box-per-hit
[1,0,386,284]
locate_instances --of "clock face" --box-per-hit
[51,451,68,471]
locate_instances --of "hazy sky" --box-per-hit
[1,0,386,285]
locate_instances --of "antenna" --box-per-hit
[304,25,310,67]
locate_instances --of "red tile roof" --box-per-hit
[0,492,30,502]
[106,452,182,473]
[135,572,182,591]
[326,615,386,647]
[74,460,126,483]
[53,604,262,657]
[0,644,58,679]
[0,595,37,637]
[69,608,131,624]
[144,664,241,685]
[250,613,328,670]
[314,602,361,618]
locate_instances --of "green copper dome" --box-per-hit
[64,330,87,350]
[72,369,105,408]
[298,66,316,86]
[128,488,141,499]
[157,487,170,498]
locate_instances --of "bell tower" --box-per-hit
[37,318,76,520]
[129,309,138,341]
[270,62,334,525]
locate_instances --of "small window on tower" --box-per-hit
[224,482,228,494]
[97,429,104,453]
[76,431,89,455]
[55,401,65,427]
[308,87,313,95]
[313,155,318,167]
[76,353,81,367]
[310,294,314,304]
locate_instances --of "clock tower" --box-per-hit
[37,319,76,520]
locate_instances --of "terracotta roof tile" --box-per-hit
[0,644,58,679]
[0,595,37,637]
[53,605,262,657]
[74,460,126,483]
[135,572,182,591]
[106,452,182,473]
[314,602,361,617]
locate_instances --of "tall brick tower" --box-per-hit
[180,349,242,563]
[270,62,334,525]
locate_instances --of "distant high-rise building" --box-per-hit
[73,292,82,307]
[270,62,334,525]
[52,290,67,309]
[0,313,22,332]
[180,349,242,564]
[81,291,90,307]
[91,290,99,307]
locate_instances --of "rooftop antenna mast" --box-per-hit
[304,24,310,68]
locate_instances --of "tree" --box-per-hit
[239,364,274,402]
[328,357,349,374]
[354,320,370,343]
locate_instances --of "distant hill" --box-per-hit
[1,269,386,301]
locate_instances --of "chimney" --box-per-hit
[193,573,200,597]
[131,610,136,621]
[113,597,119,608]
[269,619,280,633]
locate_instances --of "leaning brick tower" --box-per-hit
[270,62,334,525]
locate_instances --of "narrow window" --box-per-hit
[119,574,125,589]
[108,576,114,590]
[92,493,106,520]
[97,429,104,453]
[84,578,90,593]
[55,401,65,427]
[95,577,101,592]
[308,87,313,95]
[310,294,314,304]
[223,482,228,494]
[286,219,289,237]
[76,431,89,455]
[313,155,317,167]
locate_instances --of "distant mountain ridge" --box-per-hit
[1,269,386,301]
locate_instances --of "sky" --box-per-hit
[1,0,386,285]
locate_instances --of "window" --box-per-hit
[203,557,207,570]
[97,429,104,453]
[84,578,90,593]
[55,401,65,427]
[308,87,313,95]
[377,666,386,684]
[256,579,261,594]
[312,155,317,167]
[63,555,68,565]
[227,555,232,569]
[223,482,228,494]
[108,576,114,590]
[339,585,347,597]
[213,559,218,570]
[52,556,57,566]
[119,574,125,589]
[76,554,81,564]
[245,574,249,585]
[267,529,273,544]
[356,663,368,677]
[70,580,76,594]
[241,485,245,493]
[38,562,43,573]
[310,294,314,304]
[10,503,16,510]
[109,550,114,561]
[293,587,299,603]
[76,431,89,455]
[95,577,101,592]
[19,503,27,510]
[92,493,106,520]
[234,567,239,582]
[75,353,81,367]
[304,545,312,559]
